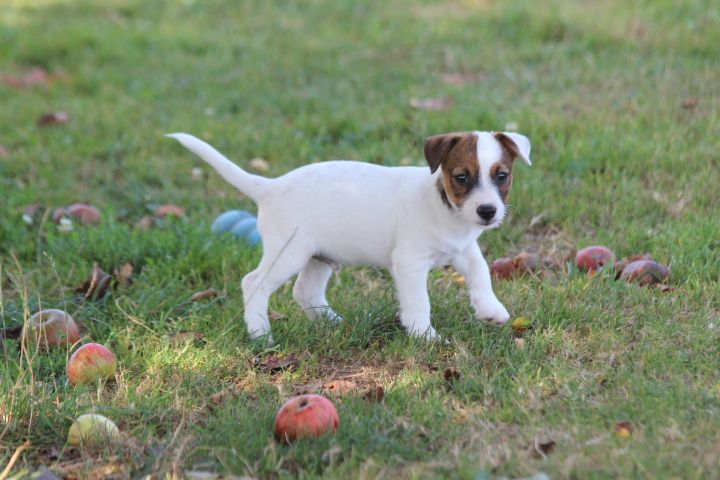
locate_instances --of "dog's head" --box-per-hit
[424,131,531,229]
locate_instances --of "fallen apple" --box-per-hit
[52,203,101,225]
[274,394,339,443]
[513,252,540,273]
[67,413,121,447]
[491,258,517,279]
[575,246,615,272]
[67,343,117,385]
[22,309,81,348]
[619,259,670,285]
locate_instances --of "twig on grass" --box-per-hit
[0,439,31,480]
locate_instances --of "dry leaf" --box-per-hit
[2,67,52,88]
[0,325,23,340]
[249,158,269,173]
[113,262,134,289]
[323,379,357,397]
[38,111,70,127]
[134,215,153,230]
[153,204,185,218]
[0,144,9,158]
[256,354,301,373]
[443,368,460,388]
[190,288,219,302]
[441,72,482,86]
[514,337,526,349]
[269,310,287,321]
[362,385,385,403]
[655,283,676,292]
[76,263,112,300]
[533,438,556,458]
[169,332,205,345]
[409,96,454,111]
[681,98,699,109]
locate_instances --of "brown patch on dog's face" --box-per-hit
[491,132,522,203]
[424,132,479,207]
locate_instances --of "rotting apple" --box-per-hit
[575,246,615,272]
[67,343,117,385]
[22,309,81,348]
[274,394,339,443]
[491,258,517,279]
[67,413,121,447]
[619,259,670,285]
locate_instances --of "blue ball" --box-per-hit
[230,217,257,239]
[211,210,253,233]
[246,228,262,246]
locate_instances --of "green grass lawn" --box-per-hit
[1,0,719,478]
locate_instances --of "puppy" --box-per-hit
[168,131,531,343]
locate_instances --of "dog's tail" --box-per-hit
[166,133,271,201]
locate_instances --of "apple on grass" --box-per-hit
[67,413,121,447]
[67,343,117,385]
[22,309,81,348]
[274,394,339,443]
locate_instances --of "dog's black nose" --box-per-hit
[477,204,497,221]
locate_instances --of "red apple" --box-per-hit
[52,204,101,225]
[575,246,615,272]
[67,343,117,385]
[491,257,517,279]
[22,309,81,348]
[274,394,339,443]
[513,252,540,273]
[619,259,670,285]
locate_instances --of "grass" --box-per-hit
[1,0,719,478]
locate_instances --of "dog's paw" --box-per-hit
[474,296,510,326]
[408,324,438,341]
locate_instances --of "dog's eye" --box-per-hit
[454,174,468,184]
[495,172,509,184]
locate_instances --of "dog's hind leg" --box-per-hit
[293,258,343,323]
[241,243,311,343]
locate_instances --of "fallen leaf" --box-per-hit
[113,262,134,289]
[269,310,287,321]
[249,158,269,173]
[0,325,23,340]
[134,215,153,230]
[681,98,698,109]
[168,331,205,345]
[532,438,556,458]
[0,144,9,157]
[615,421,633,438]
[38,111,70,127]
[75,263,112,300]
[514,337,526,349]
[323,379,357,397]
[1,67,52,88]
[256,354,301,373]
[443,368,460,388]
[362,385,385,403]
[655,283,676,292]
[190,288,218,302]
[409,96,454,111]
[153,204,185,218]
[441,72,481,86]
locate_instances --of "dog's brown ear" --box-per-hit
[494,132,532,165]
[424,134,462,173]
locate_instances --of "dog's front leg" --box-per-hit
[452,242,510,326]
[391,251,437,339]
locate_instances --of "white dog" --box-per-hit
[168,131,531,343]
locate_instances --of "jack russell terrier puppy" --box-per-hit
[168,131,531,343]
